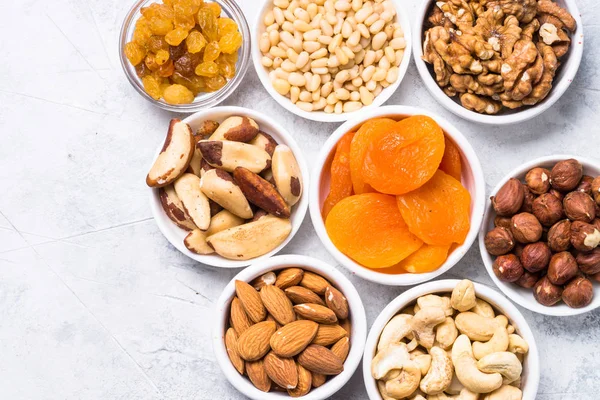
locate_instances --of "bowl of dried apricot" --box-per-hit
[213,254,367,399]
[309,105,485,286]
[120,0,250,111]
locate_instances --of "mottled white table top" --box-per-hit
[1,0,599,399]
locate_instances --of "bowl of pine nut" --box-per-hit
[252,0,411,122]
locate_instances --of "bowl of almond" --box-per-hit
[146,106,309,268]
[213,254,367,399]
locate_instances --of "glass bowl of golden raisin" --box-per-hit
[119,0,250,111]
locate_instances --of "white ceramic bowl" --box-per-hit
[413,0,584,125]
[148,106,309,268]
[362,279,540,399]
[309,105,485,285]
[213,254,367,400]
[479,155,600,316]
[252,0,412,122]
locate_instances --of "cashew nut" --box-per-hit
[372,343,411,380]
[446,373,464,395]
[482,385,523,400]
[378,314,413,351]
[495,315,508,328]
[407,338,419,352]
[426,389,478,400]
[420,347,453,395]
[412,354,432,376]
[417,295,453,316]
[507,325,515,334]
[435,317,458,350]
[508,334,529,355]
[385,361,422,399]
[477,352,522,384]
[400,306,416,316]
[473,326,509,360]
[455,312,498,341]
[412,307,446,349]
[451,280,477,312]
[451,335,503,394]
[377,380,397,400]
[469,299,495,318]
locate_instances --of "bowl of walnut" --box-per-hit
[480,155,600,316]
[413,0,583,125]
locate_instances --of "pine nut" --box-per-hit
[343,101,362,112]
[296,101,314,112]
[273,79,291,95]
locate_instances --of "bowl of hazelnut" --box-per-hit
[413,0,584,125]
[479,155,600,316]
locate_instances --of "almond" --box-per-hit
[233,166,291,218]
[300,271,331,295]
[225,328,244,375]
[297,345,344,375]
[251,272,277,290]
[230,297,253,335]
[270,320,319,357]
[285,286,325,306]
[275,268,305,289]
[293,303,338,324]
[288,363,312,397]
[325,285,349,320]
[260,285,296,325]
[331,336,350,362]
[312,372,327,388]
[265,314,282,330]
[340,318,352,338]
[246,359,271,393]
[312,324,348,346]
[235,280,266,323]
[236,321,276,361]
[264,351,298,389]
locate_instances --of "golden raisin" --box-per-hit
[146,35,168,53]
[165,28,188,46]
[124,42,146,66]
[133,18,152,45]
[215,56,235,78]
[203,41,221,62]
[197,7,218,42]
[174,13,195,30]
[195,61,219,77]
[186,30,207,53]
[141,3,174,19]
[142,75,162,100]
[219,31,242,54]
[157,59,175,77]
[172,72,206,94]
[203,2,221,16]
[163,84,195,104]
[155,49,170,65]
[149,17,174,35]
[145,53,160,71]
[205,75,227,91]
[218,18,238,36]
[174,52,202,75]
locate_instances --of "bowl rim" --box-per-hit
[361,279,540,400]
[148,106,309,268]
[412,0,584,125]
[479,154,600,316]
[118,0,252,113]
[309,105,486,286]
[212,254,368,400]
[251,0,413,122]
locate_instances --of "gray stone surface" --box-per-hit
[0,0,598,399]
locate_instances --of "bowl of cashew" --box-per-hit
[362,279,539,399]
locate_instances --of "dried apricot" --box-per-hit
[362,115,445,195]
[349,118,396,194]
[322,131,355,219]
[326,193,423,268]
[393,244,451,273]
[439,136,462,181]
[396,170,471,245]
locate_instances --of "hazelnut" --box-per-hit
[549,188,565,202]
[591,176,600,204]
[533,276,563,306]
[484,227,515,256]
[575,175,594,195]
[550,159,583,191]
[510,212,543,243]
[591,218,600,232]
[525,167,551,194]
[547,219,572,252]
[492,178,524,216]
[515,270,540,289]
[548,251,579,285]
[576,247,600,275]
[520,187,535,213]
[494,216,512,230]
[562,276,594,308]
[520,242,551,272]
[563,191,596,223]
[492,254,524,282]
[513,243,525,258]
[532,193,563,226]
[570,221,600,252]
[591,272,600,283]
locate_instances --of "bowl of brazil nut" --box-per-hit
[480,155,600,316]
[413,0,583,124]
[253,0,412,122]
[363,279,539,400]
[146,106,309,268]
[310,105,485,286]
[213,254,367,399]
